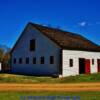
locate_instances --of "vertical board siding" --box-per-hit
[11,24,61,75]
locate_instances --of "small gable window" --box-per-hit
[26,57,29,64]
[33,57,36,64]
[30,39,35,51]
[50,56,54,64]
[13,58,16,64]
[19,58,22,64]
[40,57,44,64]
[69,59,73,67]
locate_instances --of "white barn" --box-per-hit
[11,23,100,77]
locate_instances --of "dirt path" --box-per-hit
[0,83,100,91]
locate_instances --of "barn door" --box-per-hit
[97,59,100,72]
[85,59,90,74]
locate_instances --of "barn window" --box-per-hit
[26,57,29,64]
[30,39,35,51]
[92,59,94,65]
[13,58,16,64]
[33,57,36,64]
[40,57,44,64]
[19,58,22,64]
[50,56,54,64]
[69,59,73,67]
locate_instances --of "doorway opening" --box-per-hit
[79,58,85,74]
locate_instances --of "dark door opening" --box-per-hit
[97,59,100,72]
[59,50,62,75]
[79,58,85,74]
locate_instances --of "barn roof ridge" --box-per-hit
[11,22,100,53]
[30,22,100,52]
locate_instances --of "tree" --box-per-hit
[0,49,4,62]
[2,52,11,70]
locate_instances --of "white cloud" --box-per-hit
[96,21,100,25]
[76,21,100,28]
[78,21,87,27]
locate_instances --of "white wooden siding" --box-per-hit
[62,50,100,77]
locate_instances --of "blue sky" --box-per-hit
[0,0,100,48]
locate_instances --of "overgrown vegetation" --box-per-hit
[0,73,100,83]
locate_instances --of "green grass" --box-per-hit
[0,73,100,100]
[0,91,100,100]
[0,73,100,83]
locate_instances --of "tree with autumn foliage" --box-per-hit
[0,48,11,70]
[2,51,11,70]
[0,48,4,62]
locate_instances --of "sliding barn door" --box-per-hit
[85,59,90,74]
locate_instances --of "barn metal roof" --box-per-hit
[30,23,100,52]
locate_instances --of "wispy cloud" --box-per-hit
[77,21,100,27]
[78,21,87,27]
[96,21,100,25]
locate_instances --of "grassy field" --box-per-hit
[0,73,100,100]
[0,91,100,100]
[0,73,100,83]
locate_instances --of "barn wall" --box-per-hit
[62,50,100,77]
[11,24,61,75]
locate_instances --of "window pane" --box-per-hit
[40,57,44,64]
[33,57,36,64]
[30,39,35,51]
[26,57,29,64]
[19,58,22,64]
[50,56,54,64]
[13,58,16,64]
[92,59,94,65]
[70,59,73,67]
